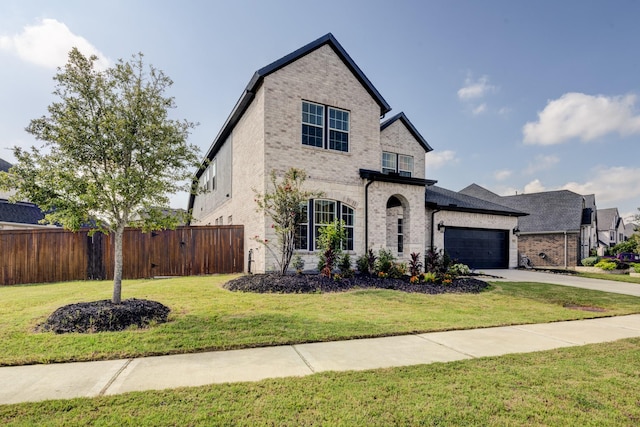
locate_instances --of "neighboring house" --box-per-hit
[0,158,57,230]
[597,208,626,252]
[189,33,529,272]
[0,157,14,200]
[425,186,527,269]
[0,199,50,230]
[460,184,598,268]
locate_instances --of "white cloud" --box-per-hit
[0,18,109,69]
[493,169,512,181]
[426,150,457,170]
[523,92,640,145]
[523,179,546,194]
[457,75,496,100]
[472,103,487,115]
[523,154,560,175]
[560,166,640,207]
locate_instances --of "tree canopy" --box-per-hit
[0,48,200,303]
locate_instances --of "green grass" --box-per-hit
[2,338,639,426]
[576,271,640,283]
[1,275,640,366]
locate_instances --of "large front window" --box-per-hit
[294,199,354,251]
[302,101,349,152]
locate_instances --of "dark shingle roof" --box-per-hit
[426,185,526,216]
[0,199,46,225]
[460,184,593,232]
[380,112,433,153]
[0,158,12,173]
[597,208,619,232]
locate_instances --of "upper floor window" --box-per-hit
[201,159,217,192]
[382,152,413,177]
[302,101,349,152]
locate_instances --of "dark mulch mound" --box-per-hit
[38,298,171,334]
[224,274,489,294]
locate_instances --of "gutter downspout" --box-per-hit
[364,177,375,251]
[430,208,442,252]
[564,231,568,269]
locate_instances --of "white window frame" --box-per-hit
[382,152,397,174]
[398,155,413,177]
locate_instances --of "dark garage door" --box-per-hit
[444,227,508,269]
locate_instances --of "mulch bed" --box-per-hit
[38,298,170,334]
[224,274,490,294]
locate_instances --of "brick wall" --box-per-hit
[518,233,580,268]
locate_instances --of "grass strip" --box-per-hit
[2,338,639,426]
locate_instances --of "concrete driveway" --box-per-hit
[482,269,640,297]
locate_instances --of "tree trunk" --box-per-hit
[112,224,125,304]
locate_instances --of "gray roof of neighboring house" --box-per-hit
[0,158,12,173]
[459,184,594,233]
[0,199,46,225]
[426,185,527,217]
[597,208,619,232]
[380,112,433,153]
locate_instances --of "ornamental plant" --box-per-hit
[0,49,200,304]
[254,168,323,275]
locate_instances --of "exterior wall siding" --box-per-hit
[192,87,267,272]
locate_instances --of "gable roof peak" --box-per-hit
[250,33,391,116]
[381,112,433,153]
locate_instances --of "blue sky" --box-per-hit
[1,0,639,222]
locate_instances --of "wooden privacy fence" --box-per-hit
[0,225,244,286]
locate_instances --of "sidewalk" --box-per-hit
[2,269,640,406]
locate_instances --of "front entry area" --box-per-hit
[444,227,508,269]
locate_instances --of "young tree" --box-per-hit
[0,48,199,304]
[254,168,322,274]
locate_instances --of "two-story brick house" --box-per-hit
[189,34,523,273]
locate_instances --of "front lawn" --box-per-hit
[2,274,640,366]
[2,338,639,425]
[576,271,640,283]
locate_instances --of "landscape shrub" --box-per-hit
[409,252,423,276]
[292,254,305,274]
[375,249,396,275]
[448,263,470,277]
[594,259,616,271]
[632,263,640,273]
[338,253,354,278]
[581,256,600,266]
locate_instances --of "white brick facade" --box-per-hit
[190,34,519,273]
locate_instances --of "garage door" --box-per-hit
[444,227,508,269]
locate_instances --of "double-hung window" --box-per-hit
[302,101,349,152]
[382,152,413,177]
